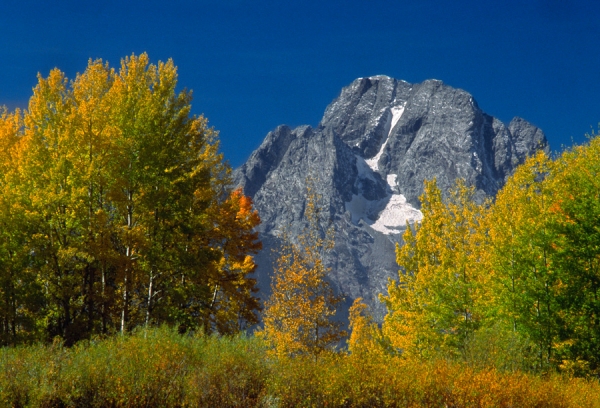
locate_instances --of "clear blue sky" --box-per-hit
[1,0,598,167]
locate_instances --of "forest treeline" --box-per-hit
[0,54,261,346]
[1,53,600,406]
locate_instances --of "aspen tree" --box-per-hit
[348,297,386,359]
[549,137,600,374]
[259,182,345,358]
[381,179,488,360]
[0,109,43,345]
[487,152,561,370]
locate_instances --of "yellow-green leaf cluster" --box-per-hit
[381,137,600,375]
[381,179,489,360]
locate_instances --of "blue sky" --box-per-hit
[1,0,599,167]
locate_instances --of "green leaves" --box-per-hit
[487,152,561,370]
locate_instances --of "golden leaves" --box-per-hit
[382,178,489,360]
[260,184,344,359]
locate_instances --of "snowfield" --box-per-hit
[346,104,423,235]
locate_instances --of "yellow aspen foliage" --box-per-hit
[0,109,44,345]
[487,142,600,374]
[259,182,345,359]
[348,297,386,359]
[548,136,600,375]
[202,189,262,334]
[381,179,489,360]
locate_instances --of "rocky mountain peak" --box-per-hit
[234,76,548,320]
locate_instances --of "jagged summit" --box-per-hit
[234,76,548,320]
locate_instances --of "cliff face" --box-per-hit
[234,75,548,320]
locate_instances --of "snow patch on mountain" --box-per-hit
[370,175,423,234]
[389,104,406,134]
[355,154,378,183]
[346,102,421,235]
[346,162,422,235]
[365,104,405,172]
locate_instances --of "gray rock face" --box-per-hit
[234,76,548,321]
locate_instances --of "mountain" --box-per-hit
[234,75,548,320]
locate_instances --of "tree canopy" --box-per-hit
[381,179,489,360]
[0,54,261,345]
